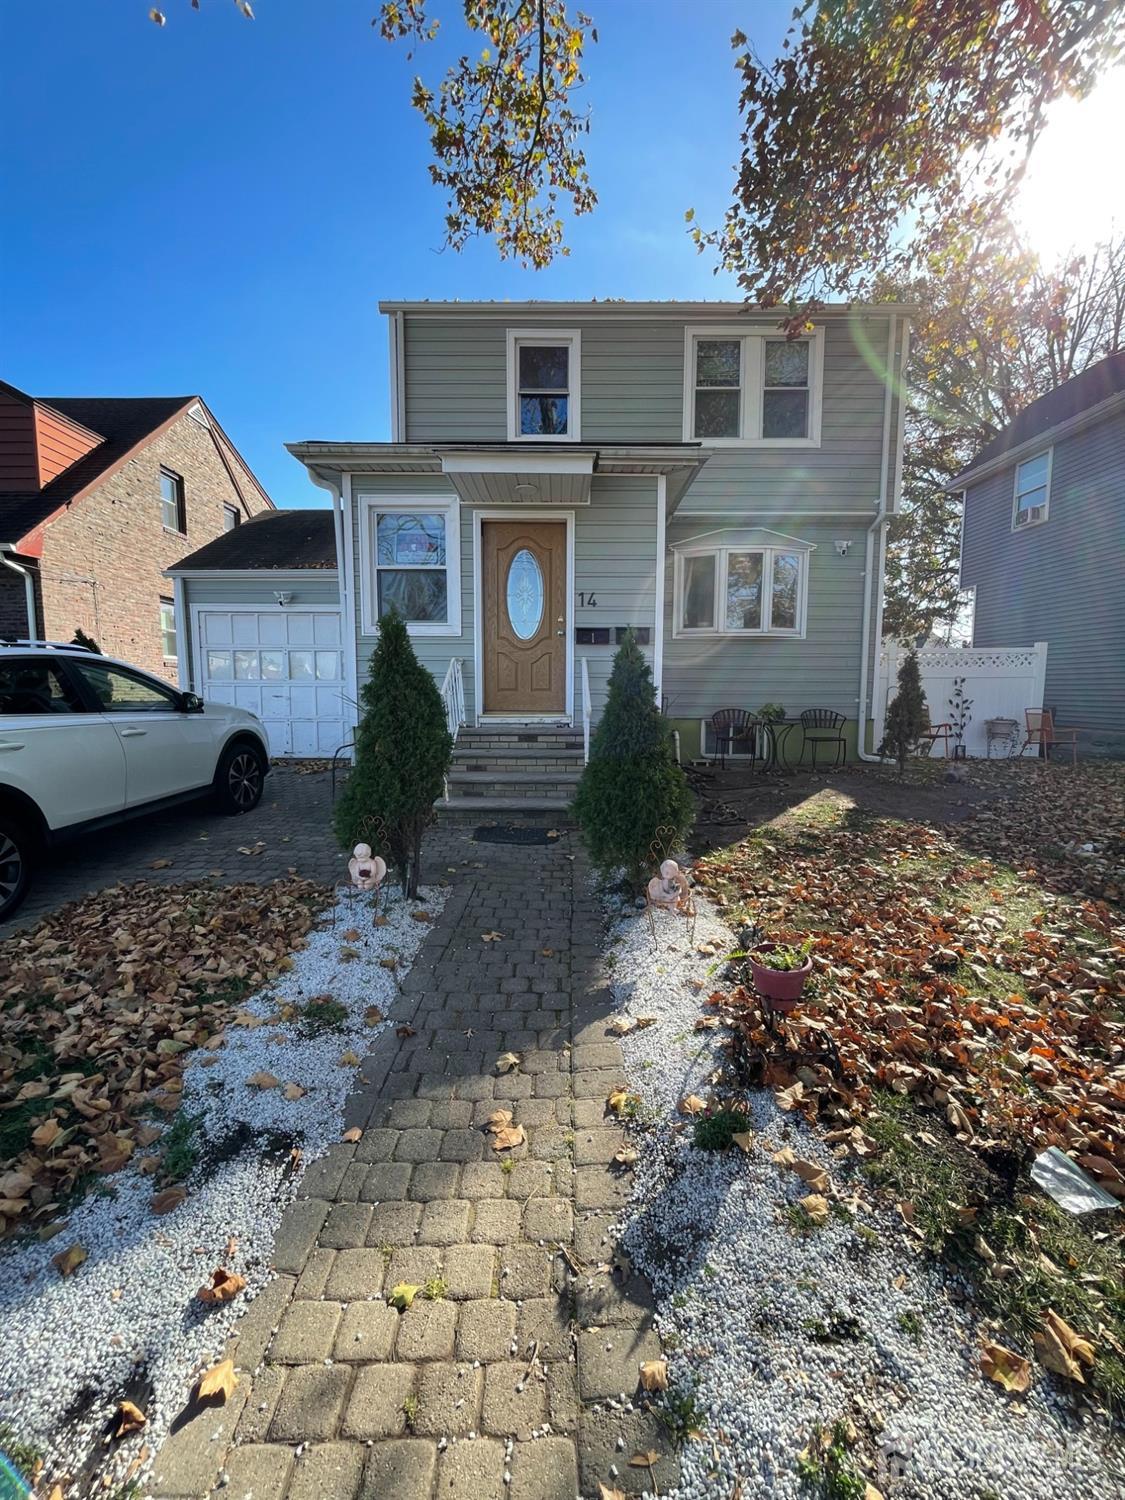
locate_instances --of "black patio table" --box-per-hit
[757,718,799,773]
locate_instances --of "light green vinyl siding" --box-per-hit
[662,519,869,721]
[350,473,660,724]
[401,311,897,517]
[350,473,471,708]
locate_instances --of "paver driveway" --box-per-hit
[149,831,672,1500]
[2,765,343,935]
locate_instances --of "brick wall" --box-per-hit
[35,411,271,680]
[0,561,42,640]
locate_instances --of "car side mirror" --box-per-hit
[180,692,205,714]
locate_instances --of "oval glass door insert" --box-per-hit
[506,548,544,640]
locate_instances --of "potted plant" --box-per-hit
[749,938,814,1011]
[757,702,786,724]
[948,676,973,760]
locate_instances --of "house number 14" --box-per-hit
[578,592,598,607]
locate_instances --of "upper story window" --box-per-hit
[506,329,581,441]
[160,468,186,533]
[683,327,822,446]
[672,530,813,638]
[1012,450,1051,530]
[223,503,242,532]
[358,497,461,637]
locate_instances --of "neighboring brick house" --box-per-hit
[0,380,274,679]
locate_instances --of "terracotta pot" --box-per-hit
[749,942,813,1012]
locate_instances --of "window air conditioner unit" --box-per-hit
[1017,505,1043,525]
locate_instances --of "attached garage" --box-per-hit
[166,510,346,759]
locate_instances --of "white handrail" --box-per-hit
[439,657,465,744]
[580,657,592,764]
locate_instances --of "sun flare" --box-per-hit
[1012,68,1125,263]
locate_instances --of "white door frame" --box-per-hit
[472,508,575,725]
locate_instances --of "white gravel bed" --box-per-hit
[0,884,443,1496]
[602,892,1122,1500]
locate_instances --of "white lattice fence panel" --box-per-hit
[876,641,1048,758]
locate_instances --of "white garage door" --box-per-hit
[197,609,348,758]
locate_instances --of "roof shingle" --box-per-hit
[954,350,1125,482]
[168,508,336,571]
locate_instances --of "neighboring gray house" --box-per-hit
[955,351,1125,757]
[172,300,912,811]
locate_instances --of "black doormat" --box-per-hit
[472,824,561,846]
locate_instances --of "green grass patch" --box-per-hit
[692,1107,752,1152]
[796,1418,866,1500]
[0,1422,42,1481]
[158,1110,203,1184]
[298,996,349,1035]
[653,1380,705,1449]
[863,1089,1125,1416]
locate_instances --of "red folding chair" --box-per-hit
[1021,709,1084,766]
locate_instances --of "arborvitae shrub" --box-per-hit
[333,607,452,897]
[878,648,929,773]
[572,632,693,889]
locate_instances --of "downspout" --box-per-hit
[307,466,356,752]
[855,314,898,761]
[653,474,667,706]
[1,547,38,641]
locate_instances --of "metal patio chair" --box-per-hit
[708,707,757,769]
[798,708,848,769]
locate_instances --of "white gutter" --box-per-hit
[855,314,900,761]
[0,547,38,641]
[306,468,358,753]
[653,474,667,704]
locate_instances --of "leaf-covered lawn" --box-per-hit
[0,878,325,1235]
[694,760,1125,1411]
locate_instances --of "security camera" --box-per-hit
[274,591,294,607]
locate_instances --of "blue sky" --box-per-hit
[0,0,786,506]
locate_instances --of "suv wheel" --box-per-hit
[0,814,34,922]
[214,741,266,815]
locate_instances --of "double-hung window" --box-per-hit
[360,498,460,635]
[674,536,811,637]
[1012,450,1051,529]
[684,327,821,444]
[159,598,178,660]
[506,329,581,440]
[159,468,186,532]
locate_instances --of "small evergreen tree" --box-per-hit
[334,608,452,899]
[878,648,929,773]
[71,628,101,653]
[572,632,693,890]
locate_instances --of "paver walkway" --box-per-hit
[151,831,677,1500]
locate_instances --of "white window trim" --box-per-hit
[1011,447,1052,531]
[672,542,811,639]
[357,495,462,637]
[681,325,823,447]
[159,598,178,662]
[506,328,582,442]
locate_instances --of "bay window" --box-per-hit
[359,498,461,635]
[673,537,811,637]
[683,327,821,444]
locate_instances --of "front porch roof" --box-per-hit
[286,440,712,513]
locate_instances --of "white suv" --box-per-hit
[0,643,270,921]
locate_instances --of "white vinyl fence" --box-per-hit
[875,642,1048,758]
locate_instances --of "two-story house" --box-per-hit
[955,350,1125,758]
[171,300,910,799]
[0,380,273,680]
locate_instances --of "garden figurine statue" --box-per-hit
[645,858,696,947]
[348,842,387,895]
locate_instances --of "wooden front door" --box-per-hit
[482,519,567,715]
